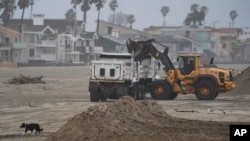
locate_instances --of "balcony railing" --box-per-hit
[13,43,28,48]
[36,54,56,60]
[36,40,56,47]
[0,43,11,47]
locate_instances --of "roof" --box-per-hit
[5,19,82,33]
[144,25,211,31]
[178,52,201,57]
[210,28,241,34]
[0,25,19,36]
[80,32,96,39]
[100,52,131,56]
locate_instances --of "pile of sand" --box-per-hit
[46,96,229,141]
[228,66,250,95]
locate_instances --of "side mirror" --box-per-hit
[177,57,179,62]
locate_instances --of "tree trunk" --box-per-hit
[19,8,25,34]
[112,11,115,24]
[30,6,33,19]
[96,9,100,34]
[83,11,87,23]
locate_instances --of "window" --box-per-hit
[86,40,89,46]
[29,34,35,43]
[110,69,115,77]
[100,68,105,76]
[108,26,112,34]
[178,56,195,75]
[29,49,34,57]
[222,44,227,49]
[14,37,19,43]
[5,37,10,43]
[90,40,94,46]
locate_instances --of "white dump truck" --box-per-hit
[88,52,160,102]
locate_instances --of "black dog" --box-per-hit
[20,123,43,134]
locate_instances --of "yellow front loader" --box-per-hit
[126,39,235,100]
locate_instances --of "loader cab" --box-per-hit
[177,55,197,75]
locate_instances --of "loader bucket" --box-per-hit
[126,39,153,61]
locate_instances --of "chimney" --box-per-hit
[33,14,44,26]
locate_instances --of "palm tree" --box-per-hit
[81,0,90,24]
[127,14,135,29]
[198,6,208,26]
[0,0,16,26]
[160,6,169,26]
[190,3,199,26]
[230,10,238,27]
[109,0,118,24]
[71,0,81,13]
[89,0,106,34]
[29,0,34,19]
[18,0,30,34]
[65,8,76,24]
[184,13,193,26]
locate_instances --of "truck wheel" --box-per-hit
[128,84,140,100]
[100,92,107,102]
[90,84,100,102]
[134,84,141,100]
[194,80,217,100]
[139,85,146,100]
[150,80,171,100]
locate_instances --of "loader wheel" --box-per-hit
[90,85,100,102]
[194,80,217,100]
[150,80,172,100]
[168,92,178,100]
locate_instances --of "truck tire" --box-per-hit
[134,84,141,100]
[150,80,172,100]
[128,84,140,100]
[139,85,146,100]
[100,91,107,102]
[194,80,217,100]
[90,84,100,102]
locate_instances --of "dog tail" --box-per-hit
[40,128,43,132]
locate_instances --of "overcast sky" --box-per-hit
[12,0,250,31]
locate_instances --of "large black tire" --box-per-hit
[100,92,107,102]
[194,80,217,100]
[90,84,100,102]
[134,84,141,100]
[210,92,219,100]
[150,80,172,100]
[168,92,178,100]
[139,85,146,100]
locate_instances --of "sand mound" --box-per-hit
[228,66,250,95]
[46,96,229,141]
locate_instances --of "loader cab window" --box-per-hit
[178,56,195,75]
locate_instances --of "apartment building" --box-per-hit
[0,25,20,62]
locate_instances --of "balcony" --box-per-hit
[0,43,10,48]
[36,40,56,47]
[13,43,28,49]
[36,54,56,60]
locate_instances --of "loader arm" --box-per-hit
[126,39,175,72]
